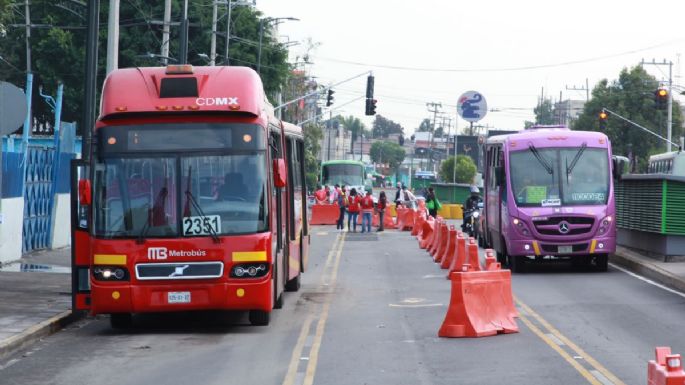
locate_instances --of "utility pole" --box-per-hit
[178,0,189,64]
[426,102,442,172]
[82,0,100,162]
[106,0,119,75]
[25,0,30,73]
[210,0,218,65]
[161,0,171,64]
[566,78,590,101]
[642,59,674,152]
[224,0,233,64]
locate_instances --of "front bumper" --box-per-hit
[507,236,616,257]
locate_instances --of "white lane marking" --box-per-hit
[388,303,444,308]
[0,358,19,371]
[546,333,566,346]
[590,369,615,385]
[421,274,445,279]
[610,263,685,299]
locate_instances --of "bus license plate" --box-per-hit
[558,246,573,254]
[168,292,191,304]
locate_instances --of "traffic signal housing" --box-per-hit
[326,89,335,107]
[365,98,377,116]
[366,75,375,99]
[598,110,608,130]
[655,88,668,110]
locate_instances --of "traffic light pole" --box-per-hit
[274,70,372,112]
[602,108,681,151]
[297,96,365,126]
[641,59,673,152]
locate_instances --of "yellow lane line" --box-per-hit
[516,298,626,385]
[303,233,345,385]
[281,233,345,385]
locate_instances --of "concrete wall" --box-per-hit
[50,193,71,249]
[0,197,25,264]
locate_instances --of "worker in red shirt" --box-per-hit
[346,188,361,232]
[360,191,374,233]
[314,186,328,204]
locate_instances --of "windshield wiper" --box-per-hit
[566,142,587,179]
[137,187,168,244]
[183,165,220,243]
[528,144,554,175]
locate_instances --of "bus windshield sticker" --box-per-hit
[541,199,561,207]
[183,215,222,236]
[525,186,547,203]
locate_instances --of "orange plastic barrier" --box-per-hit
[397,208,416,231]
[448,232,467,276]
[467,238,481,271]
[426,218,442,254]
[430,222,446,258]
[310,203,340,225]
[484,249,497,270]
[411,212,426,237]
[434,223,450,263]
[395,207,408,230]
[383,212,397,229]
[418,217,435,249]
[440,228,458,269]
[648,347,685,385]
[357,212,380,227]
[438,266,519,338]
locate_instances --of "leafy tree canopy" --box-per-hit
[534,98,555,125]
[369,141,405,173]
[372,115,404,138]
[416,118,431,132]
[439,155,477,184]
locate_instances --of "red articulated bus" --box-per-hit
[71,65,309,327]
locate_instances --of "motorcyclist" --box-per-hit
[462,186,483,234]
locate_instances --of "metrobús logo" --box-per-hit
[147,247,206,260]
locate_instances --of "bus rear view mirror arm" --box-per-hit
[273,159,287,188]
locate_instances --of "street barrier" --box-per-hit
[648,346,685,385]
[430,222,447,258]
[411,212,426,236]
[434,223,450,263]
[484,249,497,270]
[467,237,481,271]
[310,203,340,225]
[395,207,408,230]
[447,232,468,276]
[418,217,435,249]
[397,208,415,231]
[427,218,443,255]
[438,266,519,338]
[440,228,458,269]
[384,212,397,229]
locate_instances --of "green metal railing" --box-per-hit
[616,175,685,235]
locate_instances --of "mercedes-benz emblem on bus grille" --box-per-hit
[558,221,570,234]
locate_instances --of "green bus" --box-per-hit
[320,160,372,195]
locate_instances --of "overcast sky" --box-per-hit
[255,0,685,135]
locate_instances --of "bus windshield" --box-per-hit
[321,164,364,186]
[94,153,268,238]
[510,147,609,207]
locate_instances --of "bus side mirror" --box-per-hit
[273,159,287,188]
[612,157,626,181]
[495,166,504,186]
[78,179,92,205]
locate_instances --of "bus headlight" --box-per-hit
[512,217,531,236]
[598,216,613,235]
[230,263,268,278]
[93,266,129,281]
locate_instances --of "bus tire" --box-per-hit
[594,254,608,272]
[110,313,133,329]
[249,310,270,326]
[285,273,301,292]
[509,254,525,273]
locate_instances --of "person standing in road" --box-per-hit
[334,184,346,231]
[376,191,387,232]
[360,191,374,233]
[425,187,439,218]
[346,188,361,232]
[394,182,402,205]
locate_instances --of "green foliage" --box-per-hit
[339,115,366,144]
[572,66,683,171]
[0,1,291,133]
[369,141,405,173]
[534,98,555,125]
[372,115,404,138]
[303,123,323,191]
[416,118,431,132]
[440,155,477,184]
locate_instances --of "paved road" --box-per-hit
[2,227,685,384]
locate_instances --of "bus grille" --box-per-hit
[135,262,224,280]
[533,216,595,236]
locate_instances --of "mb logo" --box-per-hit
[148,247,168,260]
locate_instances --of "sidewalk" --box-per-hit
[0,247,80,360]
[1,242,685,360]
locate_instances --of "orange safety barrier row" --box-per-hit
[438,261,519,338]
[440,228,459,269]
[429,220,445,257]
[310,203,341,225]
[418,217,435,249]
[411,211,426,236]
[433,223,450,263]
[396,208,416,231]
[648,346,685,385]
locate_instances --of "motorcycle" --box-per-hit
[462,202,484,240]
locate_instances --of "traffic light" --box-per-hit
[598,110,608,130]
[655,88,668,110]
[399,135,405,146]
[366,75,375,99]
[326,89,335,107]
[365,98,377,115]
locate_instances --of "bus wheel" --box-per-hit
[249,310,270,326]
[285,273,301,292]
[594,254,608,272]
[509,254,525,273]
[110,313,133,329]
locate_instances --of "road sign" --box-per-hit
[0,81,28,136]
[457,91,487,122]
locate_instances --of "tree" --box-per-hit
[440,155,477,184]
[534,98,555,125]
[0,1,291,134]
[573,66,683,171]
[303,123,323,191]
[416,118,432,132]
[369,141,405,173]
[339,115,366,144]
[371,115,404,138]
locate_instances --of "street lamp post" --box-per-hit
[257,16,299,74]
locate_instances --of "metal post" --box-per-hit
[106,0,119,75]
[82,0,99,162]
[178,0,189,65]
[48,83,64,247]
[161,0,171,64]
[22,73,33,153]
[668,61,673,152]
[25,0,31,73]
[209,0,218,65]
[224,0,232,65]
[257,18,264,74]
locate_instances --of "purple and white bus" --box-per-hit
[481,126,619,272]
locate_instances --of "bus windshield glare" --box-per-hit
[510,147,609,207]
[321,164,364,186]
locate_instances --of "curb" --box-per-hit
[610,249,685,294]
[0,310,83,360]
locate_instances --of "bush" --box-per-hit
[439,155,477,184]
